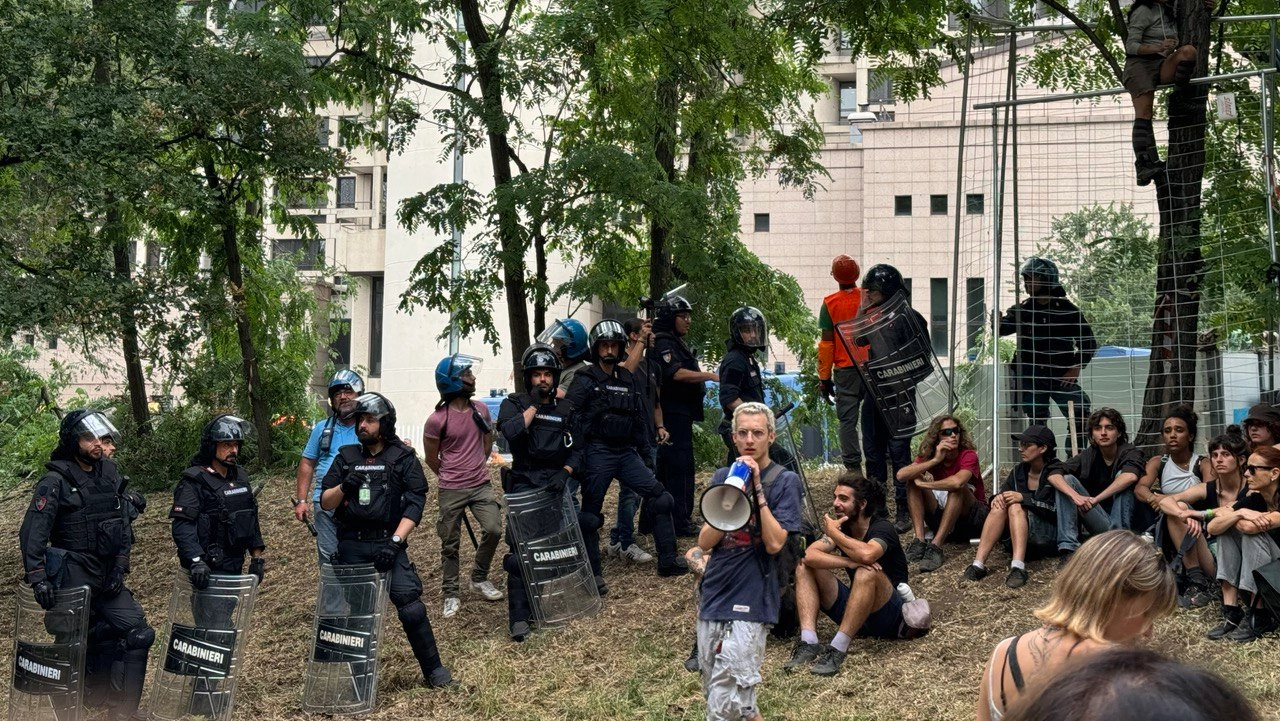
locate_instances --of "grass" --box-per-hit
[2,466,1280,719]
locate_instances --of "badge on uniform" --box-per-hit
[662,351,672,363]
[35,497,46,511]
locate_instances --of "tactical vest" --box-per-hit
[335,444,409,532]
[182,465,260,561]
[509,393,573,469]
[47,460,129,558]
[588,372,640,445]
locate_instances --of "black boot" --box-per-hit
[1132,119,1165,186]
[1207,604,1243,640]
[1227,608,1259,642]
[109,648,148,721]
[652,510,689,576]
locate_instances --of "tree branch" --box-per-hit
[331,47,465,97]
[1107,0,1127,41]
[1041,0,1123,83]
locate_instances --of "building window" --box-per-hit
[966,277,986,353]
[316,117,330,148]
[379,174,387,228]
[336,176,356,209]
[838,81,858,119]
[868,70,894,104]
[930,278,948,355]
[145,241,161,269]
[339,116,359,148]
[754,213,770,232]
[271,238,325,271]
[966,193,985,215]
[370,275,384,377]
[330,318,351,369]
[23,334,34,346]
[902,278,913,297]
[47,335,58,350]
[894,195,912,216]
[930,194,948,215]
[837,28,852,51]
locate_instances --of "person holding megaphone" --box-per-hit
[691,402,803,721]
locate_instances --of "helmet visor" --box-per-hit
[733,315,767,350]
[73,412,120,443]
[449,354,483,381]
[536,321,573,348]
[329,369,365,396]
[352,393,394,419]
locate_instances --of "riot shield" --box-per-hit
[9,584,90,721]
[507,487,601,628]
[834,291,952,439]
[772,404,821,538]
[301,564,388,716]
[148,572,258,721]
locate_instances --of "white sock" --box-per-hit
[801,629,819,645]
[1011,560,1026,571]
[831,632,852,653]
[971,559,986,570]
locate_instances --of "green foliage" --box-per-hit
[0,346,68,486]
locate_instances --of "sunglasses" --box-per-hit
[940,428,960,437]
[1244,464,1277,475]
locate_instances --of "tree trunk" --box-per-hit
[533,227,547,335]
[459,0,529,391]
[1135,0,1211,451]
[91,0,150,434]
[648,75,680,301]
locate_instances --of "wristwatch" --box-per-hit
[191,556,202,564]
[391,534,404,545]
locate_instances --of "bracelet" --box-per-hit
[658,425,665,429]
[1203,508,1215,521]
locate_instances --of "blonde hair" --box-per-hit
[1034,530,1176,643]
[732,402,775,434]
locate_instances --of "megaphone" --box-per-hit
[700,461,754,532]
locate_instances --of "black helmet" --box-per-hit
[862,264,905,301]
[730,306,768,351]
[52,410,119,462]
[521,342,562,390]
[350,392,398,441]
[654,294,693,332]
[1020,257,1065,296]
[194,414,253,467]
[589,320,628,363]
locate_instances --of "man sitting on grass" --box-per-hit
[897,415,988,572]
[784,474,910,677]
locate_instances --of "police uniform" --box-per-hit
[567,363,685,576]
[19,454,153,719]
[654,329,705,532]
[171,463,264,578]
[716,341,798,473]
[496,390,581,633]
[321,440,447,681]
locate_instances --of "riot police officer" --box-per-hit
[716,306,797,473]
[567,321,690,588]
[171,415,266,592]
[497,343,581,640]
[654,295,717,534]
[320,392,454,688]
[19,410,153,721]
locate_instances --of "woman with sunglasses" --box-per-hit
[897,414,988,573]
[1204,444,1280,641]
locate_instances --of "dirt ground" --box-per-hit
[3,466,1280,720]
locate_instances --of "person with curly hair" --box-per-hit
[897,414,988,572]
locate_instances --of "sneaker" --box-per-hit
[782,642,822,672]
[905,538,927,563]
[619,543,654,563]
[426,666,455,688]
[471,579,504,601]
[1005,567,1029,589]
[683,642,700,673]
[963,564,988,582]
[442,597,461,618]
[810,646,848,677]
[1207,605,1243,641]
[918,543,945,573]
[510,620,532,642]
[594,575,610,596]
[657,557,690,577]
[606,541,622,558]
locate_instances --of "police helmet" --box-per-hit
[656,295,693,325]
[861,264,906,300]
[589,320,628,363]
[53,410,120,461]
[435,354,482,396]
[196,414,253,466]
[327,369,365,398]
[521,343,562,390]
[535,319,589,364]
[730,306,768,351]
[350,392,398,440]
[1020,257,1065,296]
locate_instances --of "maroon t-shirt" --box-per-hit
[914,448,985,503]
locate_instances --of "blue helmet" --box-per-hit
[435,354,482,396]
[327,369,365,398]
[536,319,589,363]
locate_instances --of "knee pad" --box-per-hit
[578,511,602,533]
[124,624,155,651]
[502,553,522,575]
[648,491,674,515]
[394,598,427,628]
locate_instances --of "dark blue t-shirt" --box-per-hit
[698,463,803,624]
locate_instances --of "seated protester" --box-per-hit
[1134,405,1216,607]
[1203,445,1280,642]
[1241,402,1280,451]
[693,402,803,721]
[897,415,988,572]
[965,425,1060,589]
[1046,407,1145,566]
[1157,428,1250,637]
[784,474,911,678]
[975,530,1177,721]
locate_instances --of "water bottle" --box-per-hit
[358,476,371,506]
[897,583,916,603]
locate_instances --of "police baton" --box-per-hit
[291,497,319,538]
[462,513,479,550]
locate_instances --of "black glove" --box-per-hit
[189,560,211,590]
[103,563,127,598]
[373,539,403,573]
[32,581,56,610]
[819,379,835,406]
[123,488,146,514]
[248,557,265,584]
[547,469,571,493]
[341,474,362,499]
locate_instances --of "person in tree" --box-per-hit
[1122,0,1215,186]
